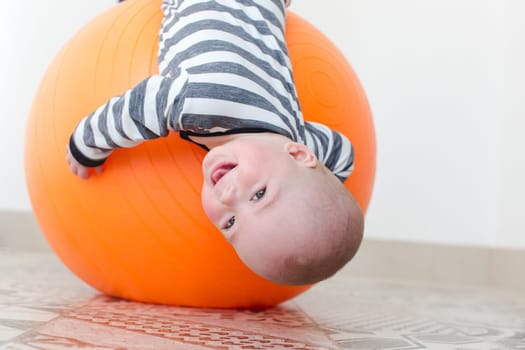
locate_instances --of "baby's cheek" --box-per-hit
[200,187,220,225]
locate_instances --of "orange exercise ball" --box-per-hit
[24,0,375,308]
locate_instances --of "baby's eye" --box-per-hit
[224,216,235,229]
[251,188,266,201]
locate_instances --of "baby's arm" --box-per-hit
[304,122,355,182]
[67,68,188,177]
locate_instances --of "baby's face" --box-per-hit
[200,135,318,281]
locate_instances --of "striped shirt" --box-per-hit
[69,0,354,181]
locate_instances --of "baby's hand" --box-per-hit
[66,146,103,179]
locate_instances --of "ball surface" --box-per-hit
[24,0,375,308]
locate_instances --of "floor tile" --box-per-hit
[1,249,524,349]
[0,325,24,342]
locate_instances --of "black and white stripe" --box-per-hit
[70,0,354,181]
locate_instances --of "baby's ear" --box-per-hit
[283,142,318,168]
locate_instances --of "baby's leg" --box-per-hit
[158,0,289,75]
[158,0,186,76]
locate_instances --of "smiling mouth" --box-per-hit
[211,163,237,186]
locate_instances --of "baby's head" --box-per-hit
[201,133,364,285]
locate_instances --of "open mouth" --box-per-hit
[211,163,237,186]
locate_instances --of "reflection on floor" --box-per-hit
[1,250,524,349]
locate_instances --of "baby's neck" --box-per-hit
[188,132,291,149]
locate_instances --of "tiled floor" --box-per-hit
[1,249,524,350]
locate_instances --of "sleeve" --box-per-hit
[68,68,188,167]
[303,121,355,182]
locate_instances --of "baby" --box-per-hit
[66,0,364,285]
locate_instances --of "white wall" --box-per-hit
[292,0,523,249]
[0,0,112,210]
[2,0,524,248]
[499,1,525,248]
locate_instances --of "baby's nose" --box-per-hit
[218,184,237,205]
